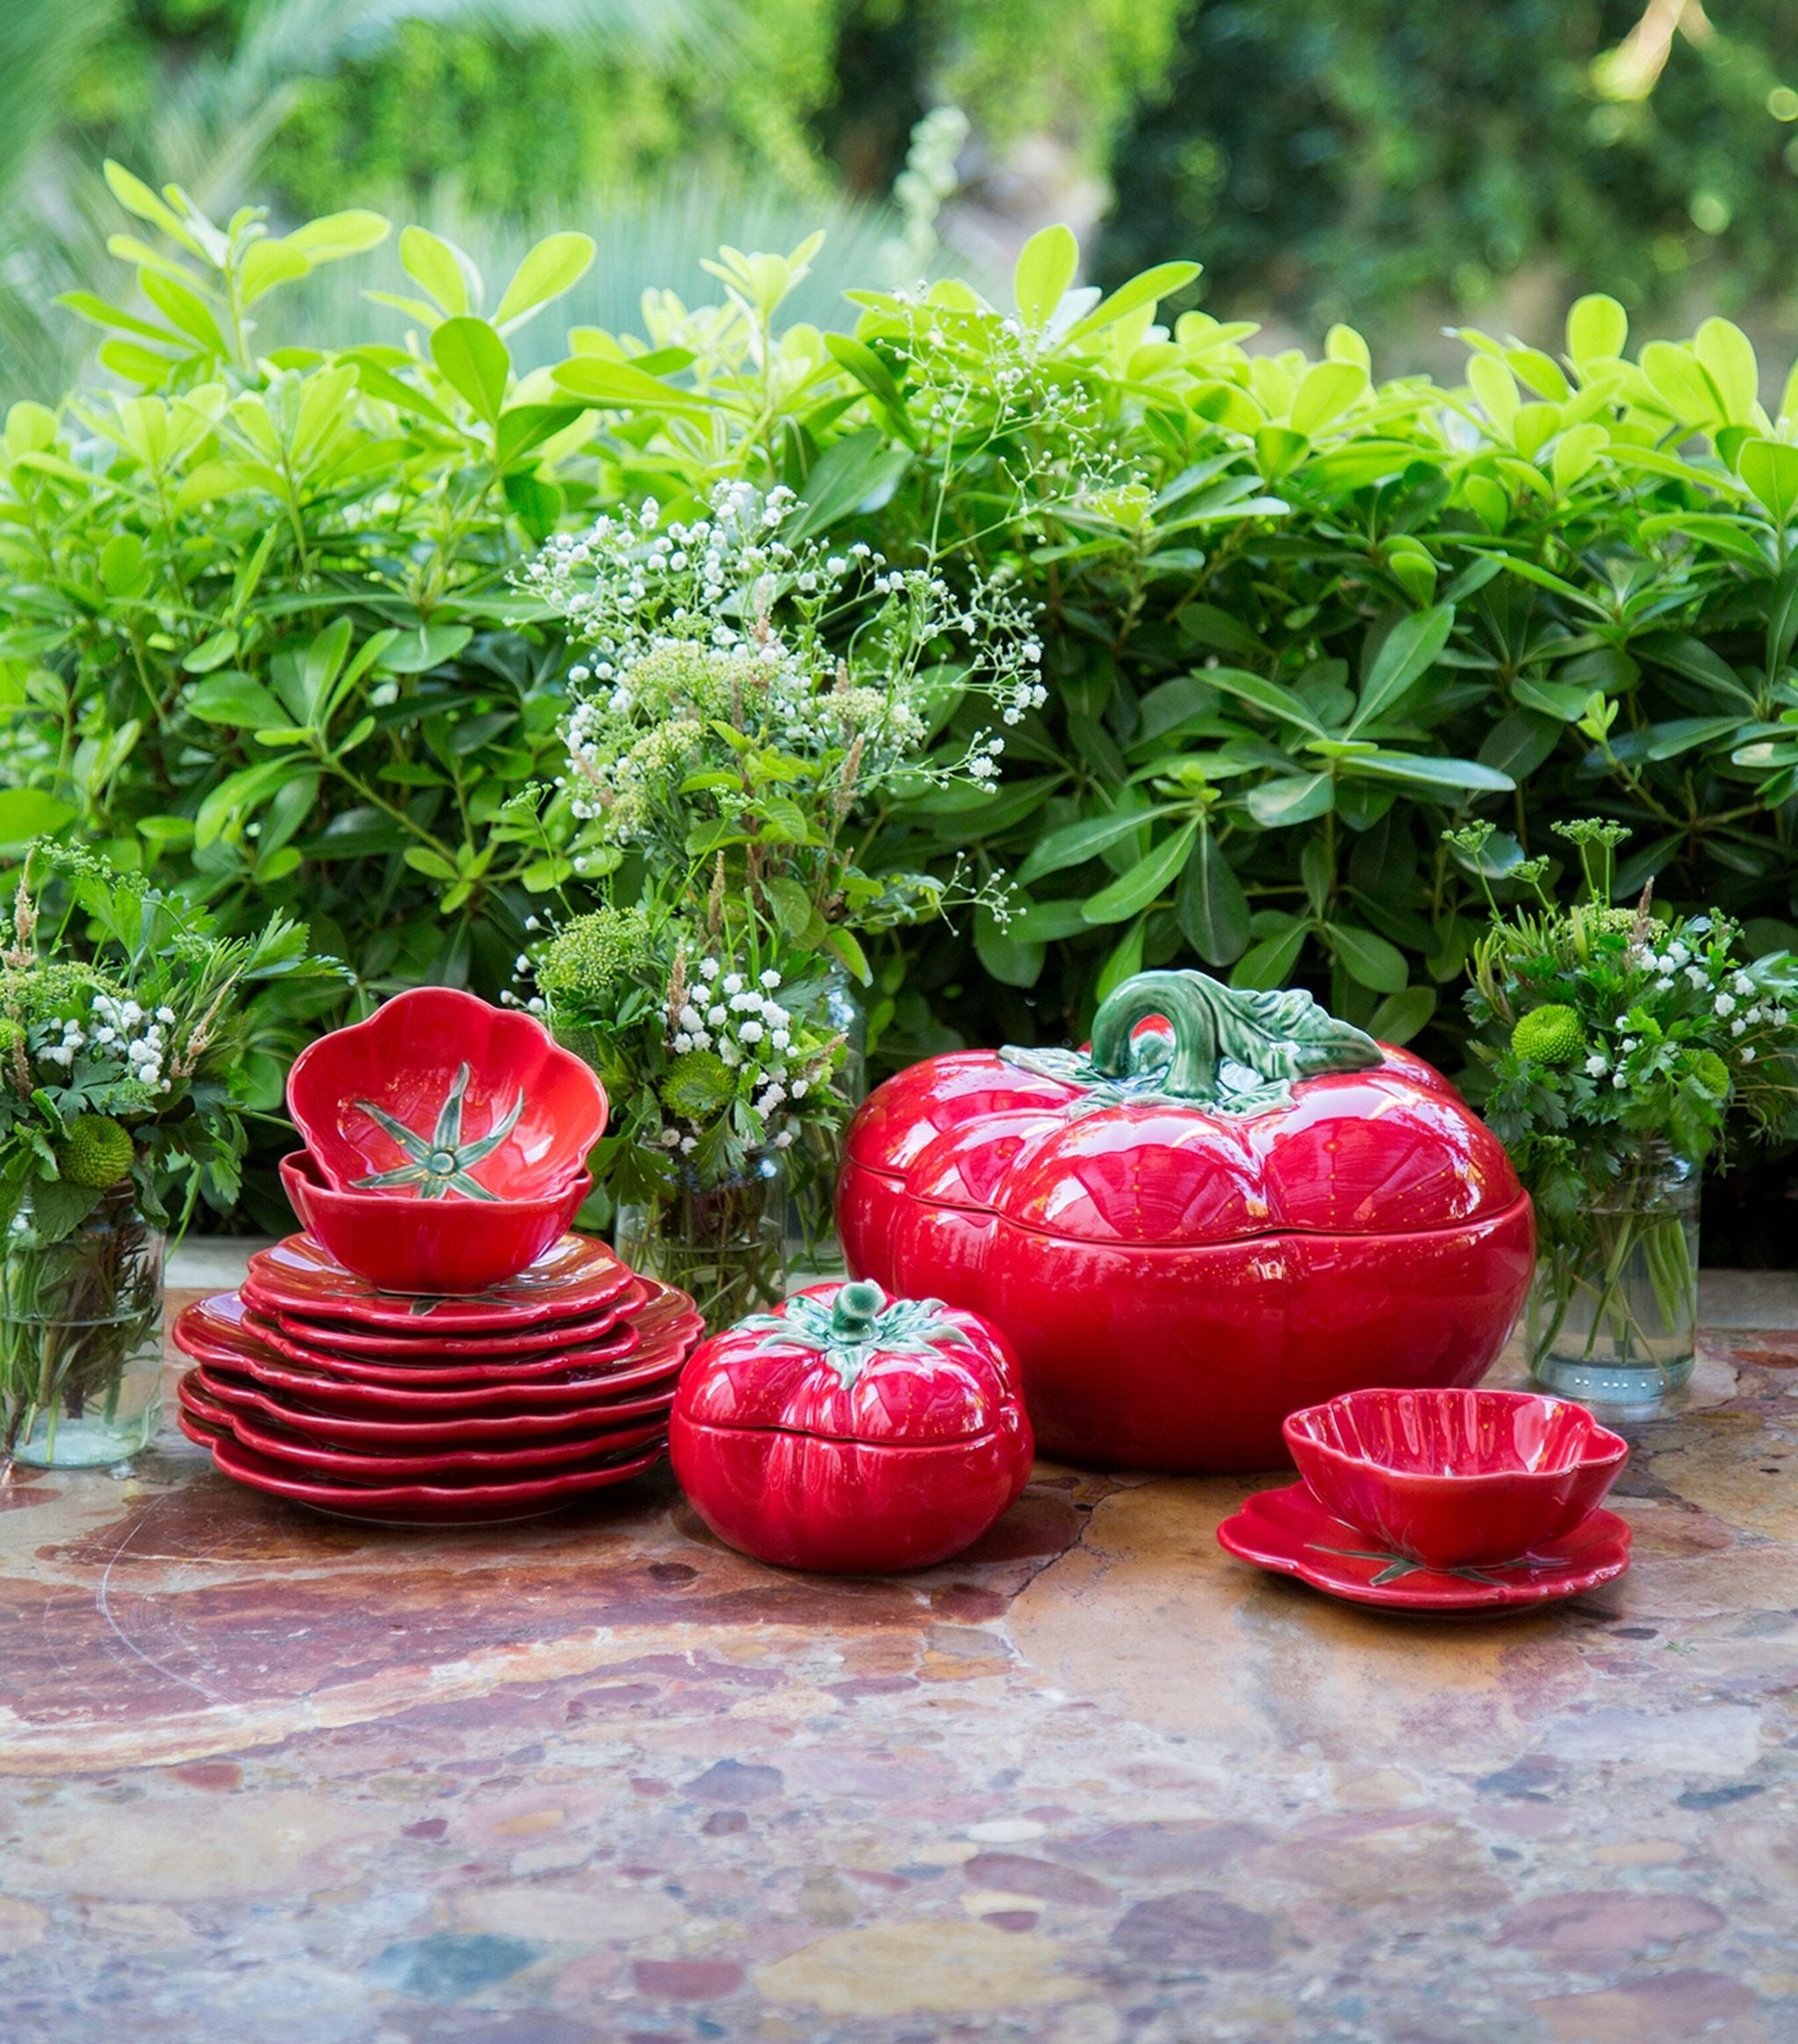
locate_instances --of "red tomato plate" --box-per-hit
[1216,1482,1630,1612]
[242,1232,636,1334]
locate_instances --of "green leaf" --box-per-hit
[1018,807,1166,885]
[1065,261,1201,342]
[550,356,708,410]
[824,925,872,984]
[1289,360,1367,435]
[1176,826,1250,966]
[1231,921,1307,990]
[0,788,75,845]
[1093,918,1147,1003]
[1566,292,1627,366]
[400,226,472,317]
[788,428,913,536]
[1082,821,1197,924]
[1248,772,1335,827]
[404,847,458,882]
[1369,985,1437,1046]
[1005,899,1095,942]
[493,233,596,333]
[1738,437,1798,524]
[184,672,287,730]
[430,318,509,425]
[1350,604,1455,733]
[1013,224,1079,327]
[1342,752,1514,793]
[975,906,1045,989]
[285,211,390,262]
[763,876,816,940]
[1207,667,1328,738]
[1325,922,1408,992]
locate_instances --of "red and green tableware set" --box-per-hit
[177,968,1632,1603]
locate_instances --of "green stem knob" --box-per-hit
[830,1280,886,1338]
[1089,969,1223,1099]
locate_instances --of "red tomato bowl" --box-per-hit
[281,1150,590,1295]
[287,985,607,1200]
[1283,1386,1628,1569]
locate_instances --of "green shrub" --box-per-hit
[11,184,1798,1221]
[0,168,608,1187]
[531,227,1798,1065]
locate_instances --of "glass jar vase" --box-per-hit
[2,1185,165,1467]
[1524,1141,1699,1408]
[615,1159,786,1331]
[781,964,867,1283]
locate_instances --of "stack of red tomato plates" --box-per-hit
[171,1234,703,1525]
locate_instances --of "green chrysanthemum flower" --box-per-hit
[58,1113,135,1189]
[659,1049,736,1120]
[1691,1049,1732,1098]
[662,1054,735,1119]
[1511,1004,1585,1067]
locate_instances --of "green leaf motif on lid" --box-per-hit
[350,1062,525,1199]
[1000,968,1381,1115]
[735,1279,977,1390]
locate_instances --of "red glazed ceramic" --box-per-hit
[178,1373,665,1479]
[838,967,1535,1473]
[671,1278,1033,1574]
[173,1291,702,1417]
[1216,1482,1631,1612]
[181,1417,665,1526]
[243,1299,645,1386]
[280,1151,590,1295]
[191,1360,677,1450]
[266,1301,636,1360]
[287,986,607,1199]
[1284,1387,1628,1569]
[241,1232,635,1333]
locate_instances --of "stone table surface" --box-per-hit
[0,1299,1794,2044]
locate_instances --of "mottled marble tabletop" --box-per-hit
[0,1297,1794,2044]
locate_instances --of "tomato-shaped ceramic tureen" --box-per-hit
[669,1279,1033,1573]
[838,968,1534,1473]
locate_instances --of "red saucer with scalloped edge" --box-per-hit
[191,1359,678,1450]
[1217,1482,1630,1613]
[242,1233,635,1335]
[241,1299,646,1385]
[178,1405,663,1525]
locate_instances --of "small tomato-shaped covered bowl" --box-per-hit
[838,968,1535,1474]
[669,1279,1033,1573]
[279,1151,591,1296]
[288,987,607,1200]
[1284,1386,1628,1569]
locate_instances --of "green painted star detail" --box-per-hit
[1307,1542,1533,1587]
[350,1063,524,1200]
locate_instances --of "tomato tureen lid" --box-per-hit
[845,969,1524,1247]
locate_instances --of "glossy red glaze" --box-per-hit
[242,1232,635,1333]
[244,1296,647,1387]
[191,1360,677,1449]
[670,1281,1033,1573]
[281,1151,590,1295]
[173,1289,701,1416]
[177,1371,666,1478]
[1284,1387,1628,1568]
[183,1417,665,1526]
[1216,1482,1632,1612]
[838,1037,1534,1473]
[267,1304,637,1360]
[288,986,607,1199]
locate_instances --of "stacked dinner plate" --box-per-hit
[173,1234,703,1525]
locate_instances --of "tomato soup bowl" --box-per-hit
[281,1150,590,1296]
[1283,1385,1629,1570]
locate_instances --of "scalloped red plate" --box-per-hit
[242,1233,635,1334]
[1216,1482,1631,1613]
